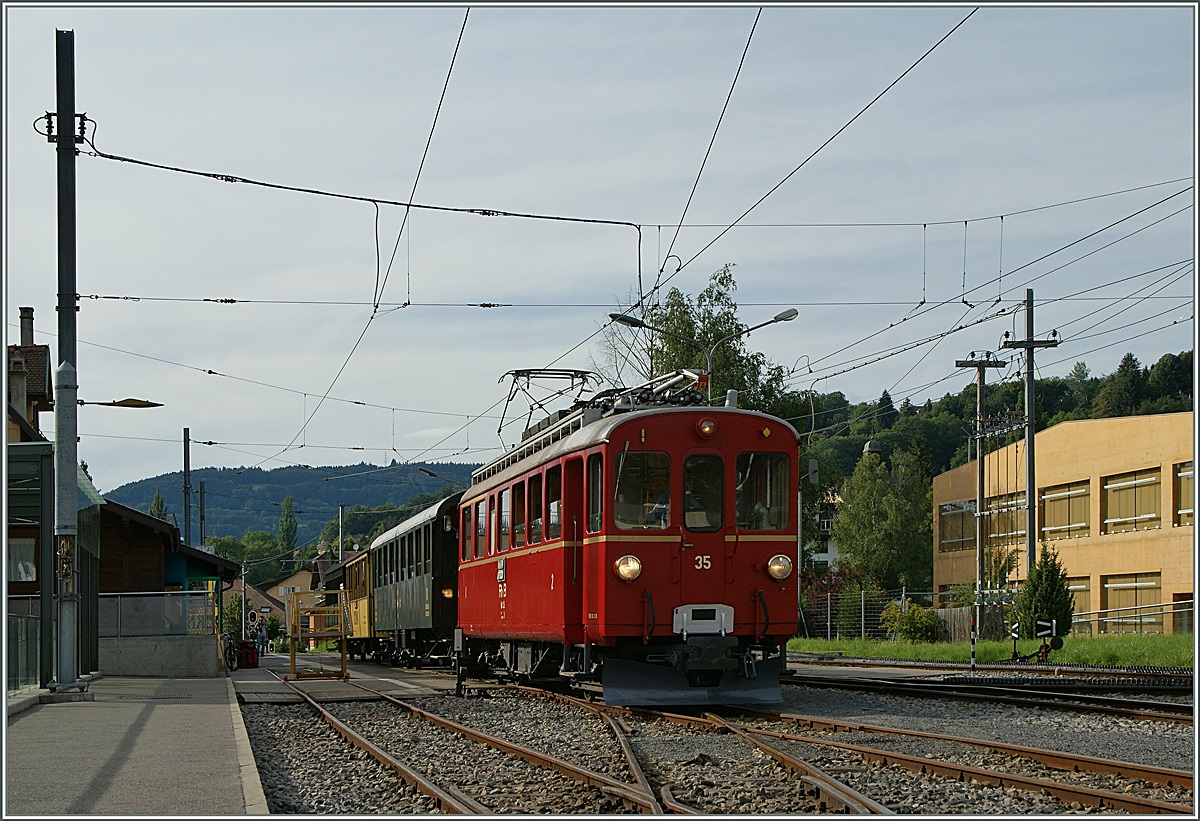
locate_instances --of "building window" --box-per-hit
[1067,576,1091,620]
[1174,462,1193,527]
[1101,468,1161,534]
[938,501,975,553]
[8,537,36,582]
[1101,572,1161,634]
[984,492,1025,546]
[1040,480,1090,541]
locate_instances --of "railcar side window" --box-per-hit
[529,474,543,543]
[614,451,671,530]
[489,495,499,555]
[499,488,511,552]
[513,482,526,548]
[586,454,604,533]
[474,501,487,559]
[683,454,723,532]
[461,508,472,561]
[735,452,790,530]
[547,466,562,540]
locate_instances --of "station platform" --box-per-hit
[4,650,456,816]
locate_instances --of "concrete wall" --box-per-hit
[98,634,220,677]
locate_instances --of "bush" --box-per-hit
[881,598,943,642]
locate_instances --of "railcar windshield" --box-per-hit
[735,452,790,530]
[614,451,671,530]
[683,454,723,532]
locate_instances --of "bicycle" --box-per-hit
[222,632,239,672]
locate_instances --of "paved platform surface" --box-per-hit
[5,672,267,817]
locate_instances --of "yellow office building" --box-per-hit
[932,412,1194,634]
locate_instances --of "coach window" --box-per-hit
[424,523,432,573]
[490,495,500,554]
[615,451,671,530]
[547,466,563,540]
[683,454,723,532]
[499,488,511,552]
[461,508,472,561]
[734,452,789,531]
[475,501,487,559]
[513,482,526,547]
[529,474,543,543]
[586,454,604,533]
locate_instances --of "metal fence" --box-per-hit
[798,588,936,640]
[99,591,216,637]
[6,613,40,692]
[798,588,1194,641]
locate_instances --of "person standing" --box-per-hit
[257,619,268,655]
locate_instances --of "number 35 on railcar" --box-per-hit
[456,390,799,706]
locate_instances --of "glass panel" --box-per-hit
[547,466,562,540]
[474,502,486,558]
[1040,480,1090,541]
[734,452,790,531]
[586,454,604,533]
[461,508,472,562]
[512,483,526,548]
[683,454,723,532]
[1102,468,1161,534]
[614,452,671,530]
[1174,462,1193,527]
[7,538,36,582]
[499,488,511,552]
[528,474,543,543]
[938,501,975,552]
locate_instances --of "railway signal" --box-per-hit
[1035,619,1055,638]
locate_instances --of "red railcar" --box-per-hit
[456,378,799,705]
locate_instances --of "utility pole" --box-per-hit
[183,427,192,545]
[955,352,1005,638]
[1002,289,1059,575]
[199,480,206,547]
[49,29,87,695]
[338,503,345,564]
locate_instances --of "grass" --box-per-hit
[788,632,1195,669]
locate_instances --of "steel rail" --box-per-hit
[736,707,1193,790]
[784,673,1193,724]
[703,713,894,815]
[271,673,483,814]
[734,721,1194,815]
[343,681,660,813]
[510,683,667,813]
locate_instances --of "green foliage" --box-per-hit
[788,632,1193,668]
[835,579,889,640]
[147,488,166,519]
[1014,543,1075,639]
[264,614,282,641]
[221,593,244,636]
[277,495,298,554]
[880,599,943,642]
[830,449,932,590]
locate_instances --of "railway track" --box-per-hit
[241,655,1193,813]
[784,672,1194,724]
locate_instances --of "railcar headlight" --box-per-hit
[766,554,793,580]
[441,587,455,599]
[695,417,717,438]
[613,554,643,582]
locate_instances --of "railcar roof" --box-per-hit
[370,491,463,551]
[465,405,798,502]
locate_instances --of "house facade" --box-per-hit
[933,412,1194,635]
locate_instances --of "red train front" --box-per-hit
[456,376,799,706]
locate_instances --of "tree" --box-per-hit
[1091,353,1145,418]
[148,488,166,520]
[277,495,298,556]
[830,448,933,591]
[1013,543,1075,639]
[875,389,898,432]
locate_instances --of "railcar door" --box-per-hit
[678,453,726,608]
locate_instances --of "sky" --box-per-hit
[3,3,1196,495]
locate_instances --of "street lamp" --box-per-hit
[610,308,798,403]
[77,398,163,408]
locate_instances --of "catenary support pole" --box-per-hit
[50,29,86,694]
[1002,290,1058,575]
[955,353,1004,638]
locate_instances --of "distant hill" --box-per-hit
[105,461,478,548]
